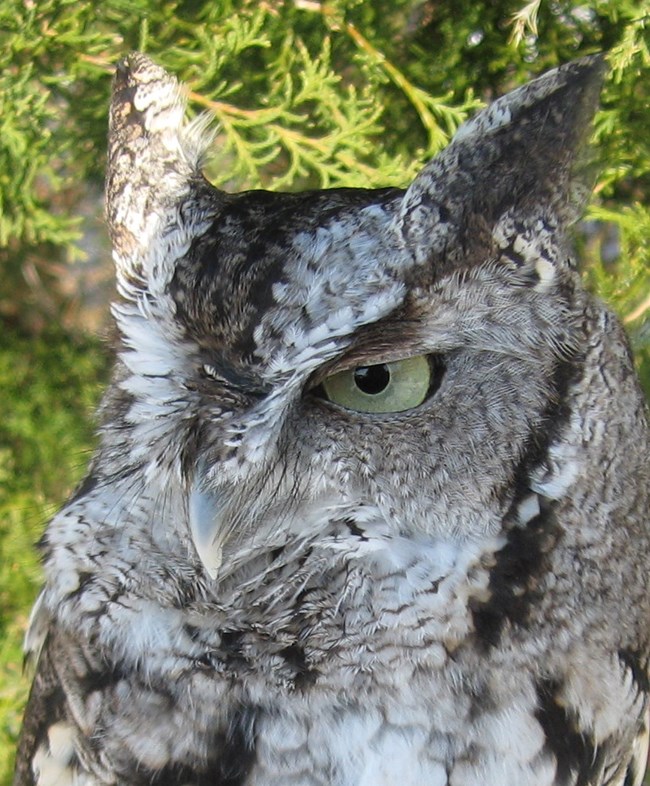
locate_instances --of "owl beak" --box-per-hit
[188,485,225,579]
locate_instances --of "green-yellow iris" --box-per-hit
[321,355,432,414]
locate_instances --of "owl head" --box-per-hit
[95,54,616,584]
[59,54,616,591]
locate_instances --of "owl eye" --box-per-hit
[318,355,442,413]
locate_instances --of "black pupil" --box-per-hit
[354,364,390,395]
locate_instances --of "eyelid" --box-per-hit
[308,347,432,390]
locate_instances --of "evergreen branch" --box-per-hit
[624,292,650,324]
[293,0,478,154]
[78,53,115,72]
[342,21,449,151]
[608,6,650,82]
[193,91,387,187]
[508,0,542,46]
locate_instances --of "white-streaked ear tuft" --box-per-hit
[106,53,219,299]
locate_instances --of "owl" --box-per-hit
[13,52,650,786]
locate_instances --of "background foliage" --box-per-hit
[1,1,649,783]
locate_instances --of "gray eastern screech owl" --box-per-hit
[13,52,650,786]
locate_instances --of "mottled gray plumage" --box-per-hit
[14,53,650,786]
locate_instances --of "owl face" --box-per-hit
[98,54,606,583]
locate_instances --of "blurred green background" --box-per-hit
[1,1,649,783]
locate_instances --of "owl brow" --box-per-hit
[310,318,426,380]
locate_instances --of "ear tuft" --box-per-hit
[454,54,605,148]
[106,53,217,297]
[396,55,606,268]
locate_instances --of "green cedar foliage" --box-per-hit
[1,2,649,783]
